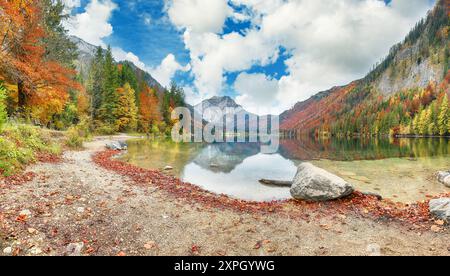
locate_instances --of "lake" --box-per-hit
[119,137,450,203]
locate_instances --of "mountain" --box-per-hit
[280,0,449,137]
[194,96,259,131]
[69,36,97,78]
[70,36,164,92]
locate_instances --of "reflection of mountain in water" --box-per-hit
[279,137,450,161]
[193,143,261,173]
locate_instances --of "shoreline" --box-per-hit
[0,135,449,256]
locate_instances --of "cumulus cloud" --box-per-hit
[64,0,188,87]
[111,47,149,70]
[149,54,191,88]
[234,73,279,115]
[167,0,435,114]
[166,0,231,33]
[64,0,117,46]
[61,0,81,13]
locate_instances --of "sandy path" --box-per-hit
[0,135,449,256]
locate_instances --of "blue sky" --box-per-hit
[64,0,436,114]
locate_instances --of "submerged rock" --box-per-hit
[429,198,450,222]
[290,163,354,202]
[436,171,450,188]
[106,141,128,151]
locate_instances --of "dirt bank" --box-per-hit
[0,135,449,256]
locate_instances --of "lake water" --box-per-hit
[120,137,450,203]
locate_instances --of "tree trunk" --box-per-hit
[18,80,26,110]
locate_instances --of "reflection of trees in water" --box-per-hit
[279,137,450,161]
[193,143,261,173]
[124,139,204,175]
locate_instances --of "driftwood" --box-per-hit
[361,192,383,201]
[259,179,293,187]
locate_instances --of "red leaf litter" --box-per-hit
[0,172,36,187]
[0,153,61,188]
[94,150,448,230]
[36,153,63,164]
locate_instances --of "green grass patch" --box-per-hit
[0,124,62,176]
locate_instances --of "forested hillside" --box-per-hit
[281,0,449,138]
[0,0,186,136]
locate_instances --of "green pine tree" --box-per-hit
[87,47,105,121]
[99,46,120,125]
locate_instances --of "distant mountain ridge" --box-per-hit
[280,0,449,136]
[194,96,259,131]
[70,36,164,92]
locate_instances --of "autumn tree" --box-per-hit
[0,83,7,129]
[115,83,138,132]
[438,94,449,135]
[0,0,80,118]
[139,84,161,133]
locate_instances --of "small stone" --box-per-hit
[76,207,85,213]
[29,247,42,255]
[144,241,157,250]
[66,242,84,256]
[3,247,12,255]
[19,209,32,217]
[431,225,442,233]
[164,166,173,171]
[28,228,37,234]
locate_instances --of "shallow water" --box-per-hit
[120,137,450,203]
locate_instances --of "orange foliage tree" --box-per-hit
[139,84,161,133]
[0,0,80,117]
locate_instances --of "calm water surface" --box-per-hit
[120,137,450,203]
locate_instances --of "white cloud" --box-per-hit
[166,0,231,33]
[149,54,191,88]
[64,0,189,88]
[167,0,435,114]
[234,73,279,115]
[112,47,148,70]
[61,0,81,13]
[64,0,117,46]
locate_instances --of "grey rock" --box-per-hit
[3,247,12,255]
[437,171,450,188]
[106,141,128,151]
[19,209,32,217]
[429,198,450,222]
[66,242,84,256]
[290,163,354,202]
[29,247,42,255]
[437,171,450,182]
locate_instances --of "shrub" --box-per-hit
[96,124,117,135]
[0,124,60,176]
[66,126,84,149]
[65,117,92,149]
[0,84,7,130]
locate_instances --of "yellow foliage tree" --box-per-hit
[115,83,137,132]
